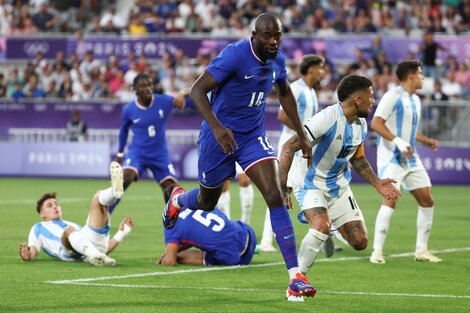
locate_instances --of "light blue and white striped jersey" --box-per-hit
[374,86,422,171]
[291,103,367,197]
[278,78,319,149]
[27,220,83,261]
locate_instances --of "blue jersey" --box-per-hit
[204,37,287,133]
[119,94,174,158]
[163,208,256,265]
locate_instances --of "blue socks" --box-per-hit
[177,188,199,210]
[270,205,298,269]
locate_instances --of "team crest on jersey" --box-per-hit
[336,134,342,140]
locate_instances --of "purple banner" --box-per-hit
[5,38,67,59]
[0,142,110,177]
[5,36,470,62]
[0,100,122,139]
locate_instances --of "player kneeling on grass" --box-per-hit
[158,184,257,266]
[19,162,133,266]
[279,75,401,279]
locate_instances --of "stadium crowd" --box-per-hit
[0,0,469,103]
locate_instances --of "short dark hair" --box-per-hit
[36,192,57,213]
[337,75,373,102]
[299,54,324,75]
[395,60,422,81]
[163,184,178,203]
[132,73,152,89]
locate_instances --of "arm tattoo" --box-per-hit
[350,156,379,186]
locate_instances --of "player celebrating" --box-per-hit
[162,13,316,300]
[109,73,190,213]
[158,184,257,266]
[279,75,401,282]
[369,60,441,264]
[19,162,133,265]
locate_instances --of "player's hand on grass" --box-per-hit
[19,243,32,261]
[375,178,401,200]
[213,125,237,154]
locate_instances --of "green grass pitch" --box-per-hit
[0,177,469,312]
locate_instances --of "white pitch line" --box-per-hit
[47,246,470,285]
[49,282,470,300]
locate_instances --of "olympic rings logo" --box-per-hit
[23,41,50,57]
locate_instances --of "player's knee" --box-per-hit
[263,189,283,207]
[419,196,434,208]
[350,237,368,251]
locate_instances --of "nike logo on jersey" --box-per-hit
[133,118,141,124]
[336,134,342,140]
[244,74,254,79]
[283,234,294,240]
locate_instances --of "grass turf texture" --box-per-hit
[0,177,469,312]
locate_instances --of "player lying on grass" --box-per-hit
[19,162,133,266]
[158,184,257,266]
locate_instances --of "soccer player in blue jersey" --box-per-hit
[162,13,316,300]
[279,75,401,286]
[369,60,441,264]
[158,184,256,266]
[109,73,190,213]
[19,162,133,266]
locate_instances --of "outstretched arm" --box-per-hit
[276,81,312,162]
[190,71,237,154]
[107,216,134,254]
[19,243,38,261]
[350,144,401,200]
[116,113,132,163]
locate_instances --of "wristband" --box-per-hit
[112,223,132,242]
[392,137,410,153]
[116,152,124,158]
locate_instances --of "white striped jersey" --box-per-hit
[290,103,367,197]
[374,86,422,172]
[278,78,319,150]
[27,220,83,261]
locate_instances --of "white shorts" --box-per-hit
[79,224,110,254]
[293,186,365,230]
[378,162,431,191]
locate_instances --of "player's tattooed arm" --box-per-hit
[350,156,379,186]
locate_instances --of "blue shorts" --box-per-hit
[204,223,257,266]
[198,127,277,187]
[123,149,177,184]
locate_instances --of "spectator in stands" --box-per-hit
[23,74,44,98]
[99,7,125,31]
[31,3,61,31]
[420,31,446,79]
[44,80,59,98]
[430,80,449,132]
[66,110,87,142]
[442,70,463,99]
[11,81,25,101]
[128,16,147,35]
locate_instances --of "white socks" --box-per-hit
[217,190,231,219]
[68,231,103,258]
[98,188,118,207]
[416,206,434,254]
[372,205,395,253]
[298,228,329,275]
[240,185,254,224]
